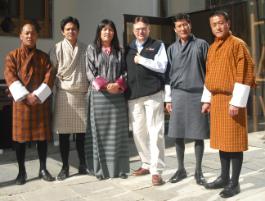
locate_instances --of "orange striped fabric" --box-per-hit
[4,45,54,142]
[205,34,255,152]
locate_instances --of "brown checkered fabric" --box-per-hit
[205,34,255,152]
[4,44,54,142]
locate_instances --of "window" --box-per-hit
[0,0,52,38]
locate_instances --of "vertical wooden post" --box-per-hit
[250,2,258,131]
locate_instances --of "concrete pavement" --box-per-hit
[0,131,265,201]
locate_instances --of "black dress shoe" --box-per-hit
[219,181,240,198]
[57,167,69,181]
[194,170,206,185]
[78,165,92,175]
[168,169,187,183]
[39,169,55,182]
[15,171,27,185]
[96,175,104,180]
[204,176,229,189]
[119,173,128,179]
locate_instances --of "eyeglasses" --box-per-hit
[134,27,148,32]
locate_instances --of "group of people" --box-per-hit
[4,10,255,199]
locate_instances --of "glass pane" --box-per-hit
[24,0,45,20]
[0,0,19,17]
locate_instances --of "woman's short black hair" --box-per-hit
[93,19,120,53]
[60,16,80,31]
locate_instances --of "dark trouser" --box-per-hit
[175,138,204,171]
[15,140,48,173]
[59,133,86,169]
[219,150,243,184]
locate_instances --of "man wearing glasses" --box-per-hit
[126,16,168,186]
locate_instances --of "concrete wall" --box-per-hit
[0,0,158,79]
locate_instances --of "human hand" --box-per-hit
[26,93,40,105]
[201,103,210,113]
[166,103,172,113]
[106,83,121,94]
[229,105,239,117]
[134,53,141,64]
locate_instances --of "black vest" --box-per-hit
[125,38,165,100]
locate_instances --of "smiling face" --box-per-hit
[100,25,114,45]
[20,24,37,48]
[174,19,191,42]
[133,21,150,43]
[62,22,79,45]
[209,14,230,39]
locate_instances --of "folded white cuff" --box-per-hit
[33,83,52,103]
[201,86,212,103]
[229,82,250,108]
[9,80,29,102]
[164,84,172,102]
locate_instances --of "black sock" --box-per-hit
[219,151,230,181]
[59,134,70,169]
[194,140,204,172]
[76,133,86,166]
[15,142,26,174]
[175,138,185,170]
[37,140,47,171]
[230,152,243,185]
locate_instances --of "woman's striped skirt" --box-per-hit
[85,90,130,178]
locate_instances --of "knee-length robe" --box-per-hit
[4,44,54,142]
[49,39,89,134]
[205,34,255,152]
[85,44,129,178]
[166,35,210,139]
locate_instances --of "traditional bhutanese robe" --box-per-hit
[166,35,210,140]
[49,39,89,134]
[4,44,54,142]
[203,34,255,152]
[84,44,129,178]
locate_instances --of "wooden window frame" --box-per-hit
[0,0,52,38]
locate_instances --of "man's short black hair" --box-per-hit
[173,13,191,23]
[209,10,230,21]
[60,16,80,31]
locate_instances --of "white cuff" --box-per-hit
[229,82,250,108]
[164,84,172,102]
[9,80,29,102]
[33,83,52,103]
[201,86,212,103]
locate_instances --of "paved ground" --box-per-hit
[0,131,265,201]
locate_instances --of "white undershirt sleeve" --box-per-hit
[9,80,29,102]
[201,86,212,103]
[229,82,250,108]
[138,43,168,73]
[33,83,52,103]
[164,84,172,102]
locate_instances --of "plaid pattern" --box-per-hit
[53,89,88,134]
[4,45,54,142]
[50,40,89,134]
[210,93,247,152]
[205,34,255,152]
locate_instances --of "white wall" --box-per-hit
[76,0,159,45]
[0,0,158,79]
